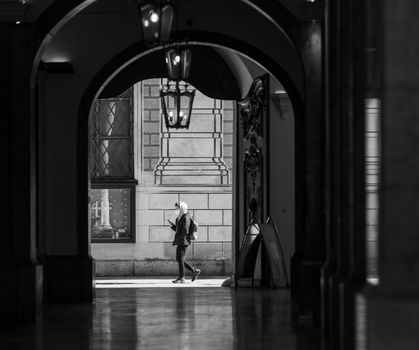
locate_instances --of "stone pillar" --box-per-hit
[289,20,325,322]
[365,1,419,349]
[321,2,341,345]
[0,23,43,322]
[323,1,368,349]
[39,60,94,304]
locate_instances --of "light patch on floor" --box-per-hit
[95,277,229,288]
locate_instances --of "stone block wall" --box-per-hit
[222,100,234,177]
[93,188,232,276]
[95,259,232,277]
[154,81,232,185]
[142,79,161,171]
[92,79,234,276]
[136,189,232,261]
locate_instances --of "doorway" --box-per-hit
[86,51,296,287]
[88,78,235,282]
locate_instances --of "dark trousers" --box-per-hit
[176,245,196,277]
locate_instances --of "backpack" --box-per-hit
[188,217,199,240]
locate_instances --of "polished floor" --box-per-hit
[95,277,228,288]
[0,279,320,350]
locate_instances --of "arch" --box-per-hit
[81,30,304,114]
[75,30,305,278]
[32,0,302,88]
[31,0,97,86]
[99,45,241,100]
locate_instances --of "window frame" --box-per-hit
[89,88,135,180]
[89,87,137,244]
[90,180,137,244]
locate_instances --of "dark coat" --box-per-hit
[171,212,191,246]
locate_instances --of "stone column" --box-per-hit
[323,1,368,349]
[39,59,95,305]
[289,20,325,322]
[321,2,342,345]
[40,72,95,303]
[0,24,44,322]
[365,1,419,349]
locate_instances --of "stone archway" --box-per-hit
[31,0,323,321]
[0,0,327,325]
[76,34,302,291]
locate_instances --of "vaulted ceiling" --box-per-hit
[35,0,304,103]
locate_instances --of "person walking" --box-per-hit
[168,201,201,283]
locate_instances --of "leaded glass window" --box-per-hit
[89,88,136,243]
[89,88,134,179]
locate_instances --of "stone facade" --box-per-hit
[142,79,162,172]
[222,101,234,176]
[155,80,230,185]
[92,79,234,276]
[136,188,232,259]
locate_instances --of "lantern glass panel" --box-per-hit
[180,93,190,110]
[179,93,190,123]
[160,5,174,42]
[180,49,192,80]
[165,47,192,81]
[138,1,174,46]
[166,94,177,123]
[140,4,160,43]
[166,49,179,81]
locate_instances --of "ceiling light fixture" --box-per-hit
[165,44,192,81]
[136,0,175,46]
[160,80,195,129]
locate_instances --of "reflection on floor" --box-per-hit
[95,277,228,288]
[0,281,320,350]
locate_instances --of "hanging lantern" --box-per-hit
[160,81,195,129]
[136,0,175,46]
[165,45,192,81]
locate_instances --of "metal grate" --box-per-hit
[89,88,134,179]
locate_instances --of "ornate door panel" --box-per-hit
[237,74,270,229]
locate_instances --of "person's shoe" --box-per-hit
[191,269,201,282]
[172,277,185,284]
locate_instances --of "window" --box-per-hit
[365,98,380,282]
[89,186,134,241]
[89,88,137,242]
[89,88,134,179]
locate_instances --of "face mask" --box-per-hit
[175,209,180,216]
